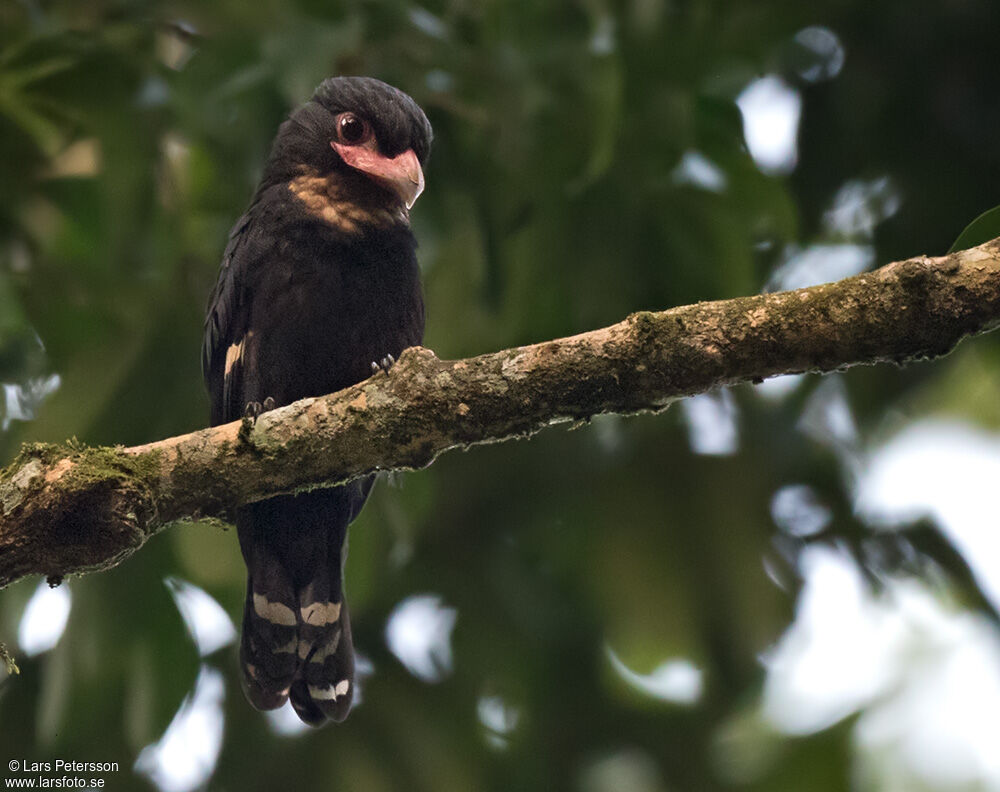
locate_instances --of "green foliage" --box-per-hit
[2,0,1000,790]
[949,205,1000,254]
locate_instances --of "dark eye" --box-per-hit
[336,113,371,145]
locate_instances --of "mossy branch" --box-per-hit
[2,239,1000,590]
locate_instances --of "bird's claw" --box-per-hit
[370,353,396,376]
[244,397,277,422]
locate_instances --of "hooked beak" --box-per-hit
[331,143,425,209]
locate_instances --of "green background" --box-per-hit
[2,0,1000,790]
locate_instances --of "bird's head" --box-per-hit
[261,76,432,214]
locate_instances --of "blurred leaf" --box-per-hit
[948,204,1000,253]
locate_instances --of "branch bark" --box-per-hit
[2,239,1000,589]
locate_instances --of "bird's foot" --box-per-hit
[244,397,277,422]
[370,353,396,376]
[240,397,274,445]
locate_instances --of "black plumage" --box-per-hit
[202,77,432,725]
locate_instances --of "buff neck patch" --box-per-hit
[288,168,407,233]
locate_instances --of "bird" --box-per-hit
[201,76,432,725]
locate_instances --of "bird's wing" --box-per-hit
[202,210,262,426]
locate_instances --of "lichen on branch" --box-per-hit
[2,239,999,590]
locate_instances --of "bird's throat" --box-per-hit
[288,167,408,234]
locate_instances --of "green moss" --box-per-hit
[238,415,255,445]
[0,439,158,494]
[5,441,68,472]
[1,443,74,513]
[628,310,659,334]
[0,641,19,675]
[59,446,163,492]
[3,445,166,545]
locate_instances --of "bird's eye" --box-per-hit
[336,113,371,145]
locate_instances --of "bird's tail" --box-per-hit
[236,485,368,725]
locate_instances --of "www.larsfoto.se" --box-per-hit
[6,778,107,789]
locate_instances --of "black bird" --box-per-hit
[202,77,431,725]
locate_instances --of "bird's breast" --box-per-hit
[245,232,423,403]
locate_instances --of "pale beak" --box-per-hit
[331,143,425,209]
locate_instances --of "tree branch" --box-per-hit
[2,239,1000,589]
